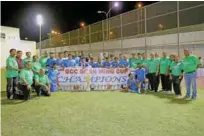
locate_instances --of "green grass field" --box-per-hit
[1,89,204,136]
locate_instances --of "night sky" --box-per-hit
[1,1,156,42]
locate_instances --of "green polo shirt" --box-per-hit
[23,57,32,66]
[141,59,150,69]
[170,61,183,76]
[32,61,42,75]
[182,55,200,73]
[6,55,19,78]
[35,74,49,84]
[129,58,138,68]
[160,57,171,74]
[148,58,159,73]
[39,57,49,68]
[19,68,34,85]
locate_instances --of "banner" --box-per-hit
[58,68,130,91]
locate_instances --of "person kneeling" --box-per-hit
[127,73,140,93]
[35,69,51,97]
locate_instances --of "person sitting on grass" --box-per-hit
[132,63,148,93]
[19,61,34,101]
[35,69,51,96]
[127,73,140,93]
[47,63,60,92]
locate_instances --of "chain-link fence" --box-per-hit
[37,1,204,57]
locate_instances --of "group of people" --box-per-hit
[6,48,201,101]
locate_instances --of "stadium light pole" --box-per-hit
[97,2,119,53]
[37,14,43,56]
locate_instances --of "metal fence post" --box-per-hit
[102,20,105,53]
[144,7,147,54]
[89,25,91,53]
[120,14,123,53]
[177,1,180,56]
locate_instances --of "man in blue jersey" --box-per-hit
[63,54,75,68]
[56,52,64,69]
[79,57,89,67]
[47,63,60,92]
[111,57,119,68]
[119,55,129,68]
[127,73,139,93]
[46,52,56,69]
[102,57,111,68]
[89,57,100,68]
[132,63,148,93]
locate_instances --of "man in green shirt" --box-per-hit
[129,53,138,68]
[136,53,143,64]
[39,51,49,68]
[34,69,51,96]
[19,61,34,101]
[154,53,160,91]
[169,56,183,97]
[6,49,20,99]
[148,53,160,92]
[23,51,32,66]
[32,55,42,76]
[182,49,200,100]
[159,52,171,92]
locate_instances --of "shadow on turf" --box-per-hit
[146,91,192,104]
[1,91,39,105]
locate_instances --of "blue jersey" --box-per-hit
[46,58,56,68]
[74,57,80,66]
[56,58,63,67]
[119,59,129,67]
[134,68,146,82]
[89,62,100,68]
[111,61,119,68]
[127,79,138,92]
[47,68,60,83]
[102,61,111,67]
[79,62,89,67]
[63,59,75,67]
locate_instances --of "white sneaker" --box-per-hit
[9,94,14,100]
[167,91,172,94]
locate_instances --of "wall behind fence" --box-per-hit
[37,1,204,57]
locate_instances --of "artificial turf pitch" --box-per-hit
[1,89,204,136]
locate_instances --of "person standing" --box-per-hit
[46,52,56,69]
[19,61,34,101]
[32,55,42,76]
[23,52,32,66]
[89,57,100,68]
[102,57,111,68]
[47,63,60,92]
[56,52,64,69]
[167,54,176,93]
[154,53,160,92]
[159,52,171,92]
[182,49,200,100]
[16,50,24,70]
[63,54,75,68]
[148,53,159,92]
[129,53,137,68]
[6,49,20,99]
[169,56,183,98]
[111,57,119,68]
[119,55,129,68]
[39,52,49,68]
